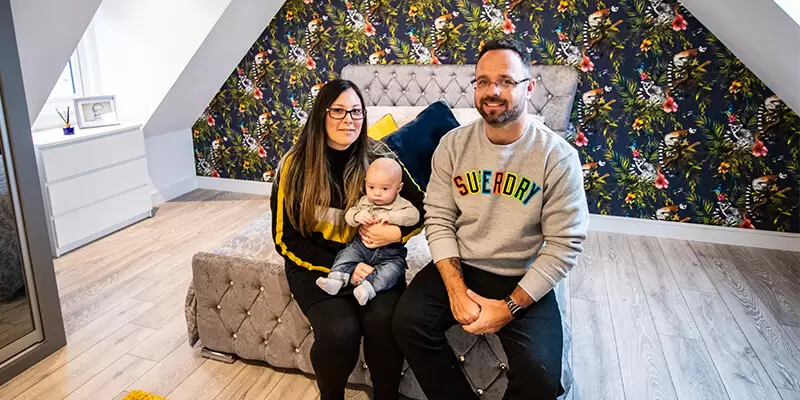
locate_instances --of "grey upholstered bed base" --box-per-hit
[185,64,580,400]
[187,214,576,400]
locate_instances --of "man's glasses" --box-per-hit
[471,77,531,90]
[327,107,365,120]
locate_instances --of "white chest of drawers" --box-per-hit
[33,124,153,257]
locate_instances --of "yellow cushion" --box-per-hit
[367,114,398,140]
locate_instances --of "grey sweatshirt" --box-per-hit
[424,117,589,301]
[345,195,420,227]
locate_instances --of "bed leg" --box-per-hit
[200,347,236,364]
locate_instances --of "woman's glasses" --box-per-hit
[327,107,365,120]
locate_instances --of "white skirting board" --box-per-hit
[151,177,198,206]
[54,210,153,257]
[590,214,800,252]
[198,176,800,251]
[196,176,273,195]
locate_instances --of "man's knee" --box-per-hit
[505,347,562,396]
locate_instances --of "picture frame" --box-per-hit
[73,95,120,129]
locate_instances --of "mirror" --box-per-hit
[0,101,34,354]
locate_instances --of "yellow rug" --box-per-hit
[123,390,167,400]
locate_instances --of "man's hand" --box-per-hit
[435,257,480,324]
[462,290,513,335]
[449,289,481,325]
[351,262,375,285]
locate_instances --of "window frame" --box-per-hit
[31,28,99,132]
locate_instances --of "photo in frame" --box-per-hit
[73,95,120,129]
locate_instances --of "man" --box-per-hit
[392,39,589,400]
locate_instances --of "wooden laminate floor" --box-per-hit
[1,189,799,400]
[0,295,33,350]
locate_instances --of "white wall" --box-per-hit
[140,0,283,203]
[13,0,285,204]
[774,0,800,25]
[9,0,103,124]
[681,0,800,112]
[89,0,232,125]
[144,0,283,137]
[145,128,197,206]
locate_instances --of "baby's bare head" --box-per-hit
[365,158,404,205]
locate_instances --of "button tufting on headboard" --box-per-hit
[341,65,578,133]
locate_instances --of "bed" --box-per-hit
[186,63,580,400]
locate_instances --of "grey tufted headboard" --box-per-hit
[341,64,579,133]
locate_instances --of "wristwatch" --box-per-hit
[504,296,523,318]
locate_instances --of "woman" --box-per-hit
[270,79,424,400]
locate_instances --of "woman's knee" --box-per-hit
[306,301,361,352]
[391,292,426,339]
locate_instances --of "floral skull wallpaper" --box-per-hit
[192,0,800,233]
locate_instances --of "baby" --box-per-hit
[316,158,419,305]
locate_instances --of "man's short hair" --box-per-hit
[477,39,531,75]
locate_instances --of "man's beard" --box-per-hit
[477,95,524,127]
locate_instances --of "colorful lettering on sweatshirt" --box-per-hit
[452,169,541,206]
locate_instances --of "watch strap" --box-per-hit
[504,296,523,318]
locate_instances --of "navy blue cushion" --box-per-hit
[382,101,459,191]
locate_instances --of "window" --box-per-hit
[31,28,98,132]
[30,52,84,132]
[49,54,83,102]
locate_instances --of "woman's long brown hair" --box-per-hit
[279,79,391,236]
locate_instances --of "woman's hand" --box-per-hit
[359,221,402,248]
[351,262,375,285]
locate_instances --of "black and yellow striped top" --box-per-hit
[270,146,425,273]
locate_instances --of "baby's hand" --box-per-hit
[355,212,377,225]
[376,212,392,225]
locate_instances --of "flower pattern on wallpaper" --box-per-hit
[192,0,800,233]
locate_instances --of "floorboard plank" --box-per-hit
[64,354,156,400]
[211,363,284,400]
[627,235,701,340]
[727,245,800,327]
[58,251,169,310]
[61,278,155,336]
[780,389,800,400]
[0,299,153,399]
[659,334,729,400]
[263,373,317,400]
[166,359,246,400]
[344,387,370,400]
[657,238,716,293]
[129,290,186,330]
[598,232,678,400]
[126,341,206,397]
[112,390,130,400]
[690,241,800,391]
[570,298,625,400]
[785,325,800,349]
[131,265,192,304]
[683,289,782,400]
[129,313,188,362]
[571,231,606,302]
[8,324,155,400]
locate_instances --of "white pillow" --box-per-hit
[366,106,544,128]
[367,106,425,127]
